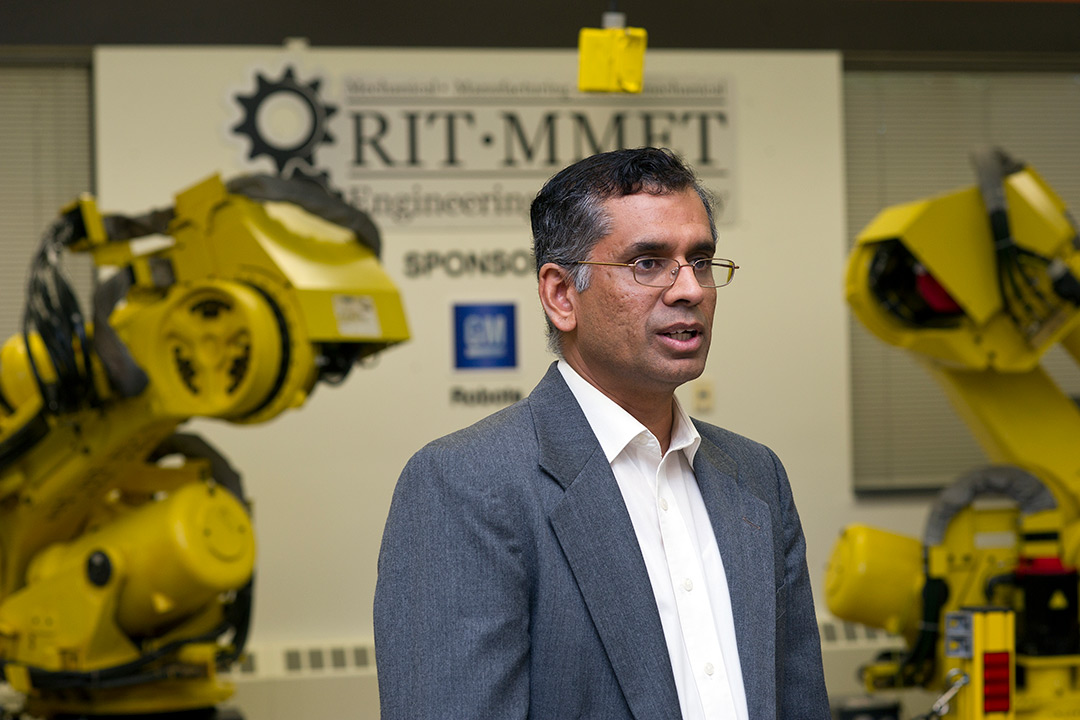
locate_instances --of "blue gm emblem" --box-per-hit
[454,303,517,369]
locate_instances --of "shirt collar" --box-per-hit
[557,360,701,465]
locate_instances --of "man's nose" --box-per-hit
[664,263,706,303]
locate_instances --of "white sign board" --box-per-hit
[94,46,848,648]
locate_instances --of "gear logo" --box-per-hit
[232,66,338,176]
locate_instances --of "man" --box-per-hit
[374,148,829,719]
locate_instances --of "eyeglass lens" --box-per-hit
[633,259,733,288]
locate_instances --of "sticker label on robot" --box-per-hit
[333,294,381,337]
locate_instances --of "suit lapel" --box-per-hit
[693,436,777,720]
[530,365,681,720]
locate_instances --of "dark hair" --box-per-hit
[530,147,716,353]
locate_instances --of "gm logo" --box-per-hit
[454,303,517,370]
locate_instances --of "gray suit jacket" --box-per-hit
[374,363,829,719]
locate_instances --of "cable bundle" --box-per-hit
[21,217,97,415]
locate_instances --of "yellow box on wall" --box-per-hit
[577,25,647,93]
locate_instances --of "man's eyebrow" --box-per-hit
[624,239,717,256]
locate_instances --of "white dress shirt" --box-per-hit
[558,361,749,720]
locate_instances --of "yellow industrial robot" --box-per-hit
[827,149,1080,719]
[0,173,409,718]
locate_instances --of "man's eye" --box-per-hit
[635,258,664,272]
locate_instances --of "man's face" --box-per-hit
[562,188,717,405]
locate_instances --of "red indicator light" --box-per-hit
[983,651,1011,713]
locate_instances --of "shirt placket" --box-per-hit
[655,451,736,719]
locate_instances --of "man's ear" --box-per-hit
[538,262,577,333]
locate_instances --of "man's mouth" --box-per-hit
[662,329,699,341]
[656,330,699,343]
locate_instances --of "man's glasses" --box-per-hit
[573,257,739,288]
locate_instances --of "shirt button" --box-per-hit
[705,662,715,676]
[683,578,693,592]
[659,497,669,511]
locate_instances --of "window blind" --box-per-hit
[0,60,93,345]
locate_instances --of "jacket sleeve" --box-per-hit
[770,447,831,718]
[373,441,532,719]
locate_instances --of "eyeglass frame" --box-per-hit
[571,257,739,288]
